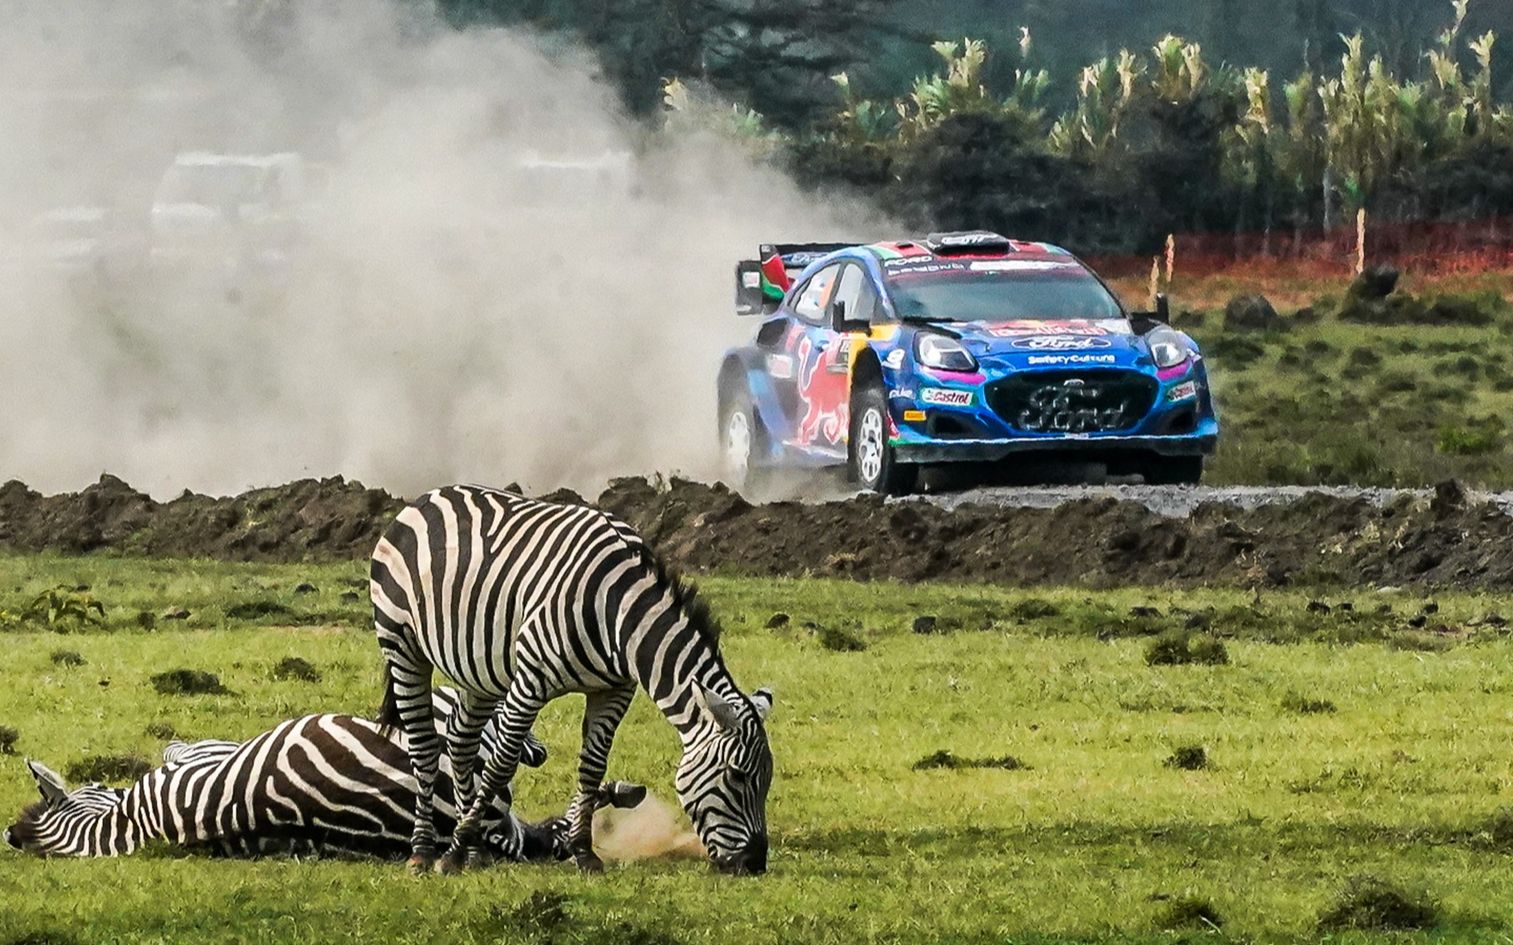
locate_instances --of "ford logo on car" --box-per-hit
[1011,336,1114,351]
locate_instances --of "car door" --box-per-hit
[788,263,871,455]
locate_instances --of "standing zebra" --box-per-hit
[5,689,644,861]
[370,485,774,875]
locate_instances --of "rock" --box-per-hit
[1407,614,1428,629]
[160,607,190,621]
[1307,600,1331,614]
[1223,294,1282,333]
[1423,601,1440,615]
[294,582,318,594]
[912,615,939,635]
[1349,265,1400,301]
[764,613,790,629]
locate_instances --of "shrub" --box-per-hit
[1437,418,1502,456]
[1164,744,1209,770]
[270,656,322,682]
[1317,875,1437,931]
[150,669,230,695]
[22,586,105,632]
[65,753,152,783]
[49,650,86,667]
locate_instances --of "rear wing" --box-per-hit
[735,242,855,316]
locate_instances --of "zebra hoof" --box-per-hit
[574,852,605,874]
[407,852,436,875]
[437,848,469,875]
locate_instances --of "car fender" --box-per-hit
[718,348,789,448]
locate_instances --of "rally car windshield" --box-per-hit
[886,263,1124,322]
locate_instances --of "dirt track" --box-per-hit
[3,474,1513,589]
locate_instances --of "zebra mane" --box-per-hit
[641,546,721,644]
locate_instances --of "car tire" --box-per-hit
[850,385,917,496]
[1143,455,1204,486]
[719,388,767,496]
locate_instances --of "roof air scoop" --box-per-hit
[925,231,1014,255]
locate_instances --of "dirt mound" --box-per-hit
[6,475,1513,589]
[0,475,402,560]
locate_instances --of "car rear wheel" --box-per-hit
[720,389,765,496]
[1143,455,1204,486]
[850,385,917,496]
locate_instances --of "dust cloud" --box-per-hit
[0,0,881,499]
[593,795,705,863]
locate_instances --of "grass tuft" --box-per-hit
[143,721,177,740]
[1316,874,1438,931]
[913,750,1028,771]
[1145,630,1229,666]
[1153,895,1223,931]
[1281,692,1337,714]
[1164,744,1209,771]
[270,656,322,683]
[1485,807,1513,851]
[48,650,85,667]
[150,669,230,696]
[0,725,18,755]
[813,624,867,652]
[64,753,152,784]
[225,601,295,621]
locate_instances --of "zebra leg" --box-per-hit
[438,686,546,875]
[445,691,497,828]
[566,685,636,873]
[385,651,442,873]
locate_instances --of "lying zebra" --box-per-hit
[5,688,645,861]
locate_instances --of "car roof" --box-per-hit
[171,152,300,168]
[863,238,1074,261]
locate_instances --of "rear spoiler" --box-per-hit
[735,242,855,316]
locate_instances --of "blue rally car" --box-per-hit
[716,231,1218,495]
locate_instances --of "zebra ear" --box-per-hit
[693,683,741,733]
[26,760,69,806]
[750,687,774,721]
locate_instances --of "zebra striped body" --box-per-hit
[370,485,774,875]
[4,690,599,862]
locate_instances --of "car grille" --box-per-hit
[985,370,1158,434]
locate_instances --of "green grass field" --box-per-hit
[2,556,1512,944]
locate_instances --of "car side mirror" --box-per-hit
[831,300,869,334]
[1130,293,1171,335]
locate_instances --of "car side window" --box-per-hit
[830,263,885,325]
[792,263,841,323]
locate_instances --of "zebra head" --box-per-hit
[676,683,774,875]
[5,760,126,856]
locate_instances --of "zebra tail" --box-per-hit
[375,661,401,734]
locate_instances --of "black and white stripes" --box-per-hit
[370,484,774,875]
[4,690,584,863]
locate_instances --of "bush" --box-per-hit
[1145,630,1229,666]
[65,753,152,783]
[1317,875,1437,931]
[270,656,322,682]
[1437,418,1502,456]
[150,669,230,696]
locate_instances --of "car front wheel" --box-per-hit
[850,385,917,496]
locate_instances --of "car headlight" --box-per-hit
[1147,329,1190,369]
[915,333,978,372]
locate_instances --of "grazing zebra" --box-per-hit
[5,689,644,861]
[370,484,774,875]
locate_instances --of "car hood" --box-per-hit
[928,318,1151,369]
